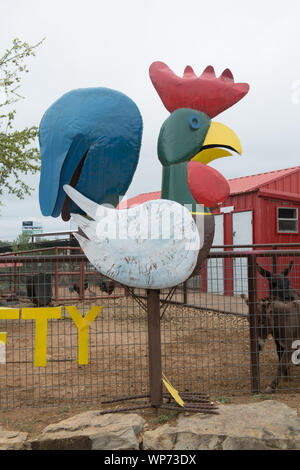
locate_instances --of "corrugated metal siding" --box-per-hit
[266,170,300,194]
[213,169,300,297]
[256,168,300,244]
[213,191,257,245]
[254,197,300,244]
[228,167,299,195]
[215,169,300,245]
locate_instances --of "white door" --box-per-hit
[207,214,224,294]
[232,211,252,295]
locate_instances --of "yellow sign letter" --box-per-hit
[22,307,61,367]
[0,309,19,366]
[65,306,102,364]
[0,308,19,320]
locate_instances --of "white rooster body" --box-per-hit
[64,185,202,289]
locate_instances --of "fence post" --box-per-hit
[272,245,277,273]
[79,261,85,301]
[13,262,17,297]
[54,247,58,302]
[124,287,130,297]
[183,281,187,304]
[247,254,260,393]
[147,289,163,408]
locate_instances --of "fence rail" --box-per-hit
[0,244,299,409]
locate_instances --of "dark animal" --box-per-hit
[69,280,90,296]
[26,273,52,307]
[69,279,115,296]
[242,294,300,392]
[256,261,300,362]
[99,280,115,296]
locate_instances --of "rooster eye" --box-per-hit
[189,114,201,130]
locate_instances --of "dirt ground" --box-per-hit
[0,286,299,438]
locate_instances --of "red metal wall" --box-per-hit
[211,171,300,296]
[214,191,256,245]
[213,173,300,246]
[266,171,300,194]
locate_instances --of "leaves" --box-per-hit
[12,231,34,252]
[0,37,45,200]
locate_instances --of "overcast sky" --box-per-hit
[1,0,300,241]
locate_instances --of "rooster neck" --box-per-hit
[161,162,199,213]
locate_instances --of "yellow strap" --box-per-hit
[191,211,212,215]
[162,373,184,407]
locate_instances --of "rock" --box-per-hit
[1,401,300,450]
[30,411,145,450]
[142,423,177,450]
[0,427,28,450]
[143,401,300,450]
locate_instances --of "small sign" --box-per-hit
[220,206,234,214]
[22,220,43,235]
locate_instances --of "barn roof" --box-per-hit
[117,166,300,208]
[228,166,300,195]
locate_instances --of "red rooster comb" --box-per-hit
[149,61,249,118]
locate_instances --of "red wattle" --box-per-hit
[187,161,230,207]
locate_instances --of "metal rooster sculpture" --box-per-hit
[39,62,249,289]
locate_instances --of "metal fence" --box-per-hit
[0,244,299,410]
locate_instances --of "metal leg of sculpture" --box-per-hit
[147,289,163,410]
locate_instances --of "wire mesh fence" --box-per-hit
[0,244,299,410]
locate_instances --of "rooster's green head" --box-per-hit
[150,61,249,210]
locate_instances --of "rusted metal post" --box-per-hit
[54,247,58,302]
[147,289,163,408]
[247,254,260,393]
[13,263,17,296]
[183,281,187,304]
[124,287,130,297]
[9,266,12,294]
[79,261,85,301]
[272,245,277,274]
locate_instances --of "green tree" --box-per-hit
[0,37,44,201]
[12,231,33,252]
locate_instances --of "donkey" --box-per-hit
[256,261,299,361]
[242,294,300,392]
[256,261,299,302]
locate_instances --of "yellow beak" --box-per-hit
[192,121,242,165]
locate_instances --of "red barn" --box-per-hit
[119,166,300,296]
[213,165,300,246]
[209,166,300,297]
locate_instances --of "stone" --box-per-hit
[0,427,28,450]
[142,424,177,450]
[30,411,145,450]
[143,401,300,450]
[1,400,299,450]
